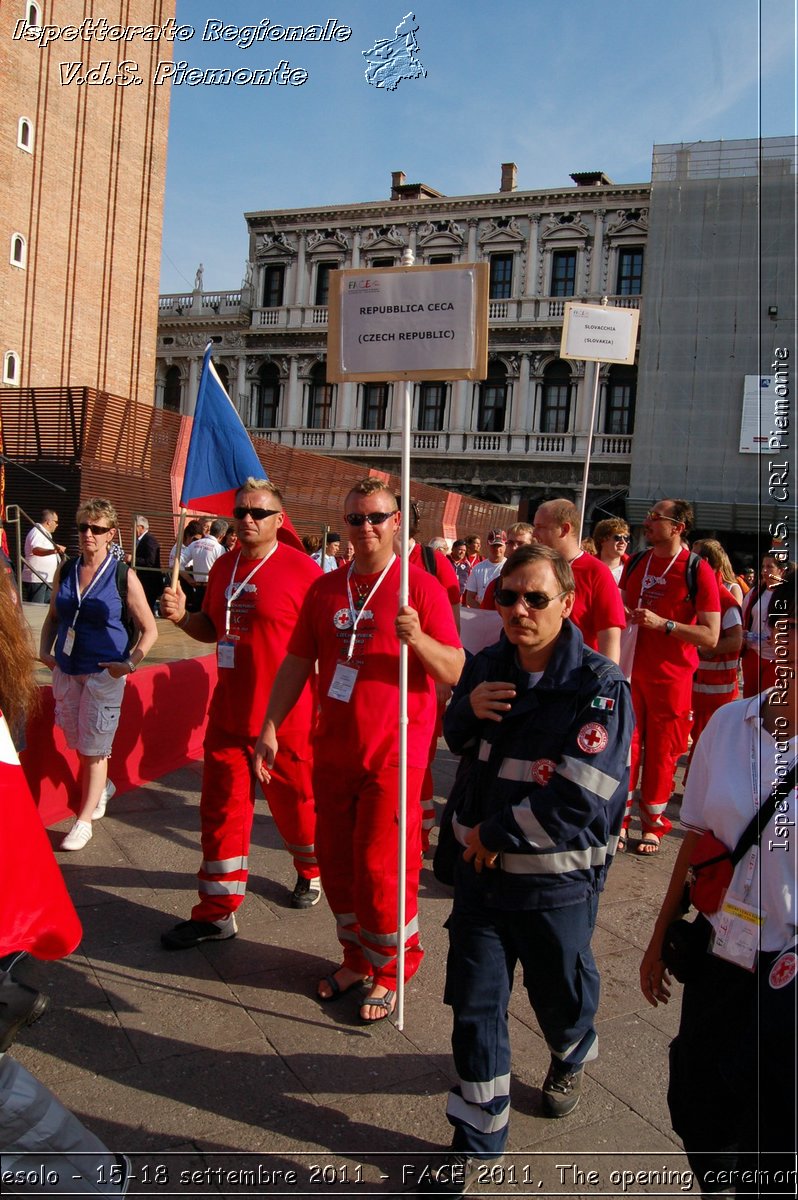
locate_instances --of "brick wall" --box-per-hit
[0,1,173,403]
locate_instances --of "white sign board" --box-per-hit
[327,264,488,382]
[560,302,639,365]
[739,374,774,454]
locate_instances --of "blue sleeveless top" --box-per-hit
[54,557,130,675]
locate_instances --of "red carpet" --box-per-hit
[21,657,217,827]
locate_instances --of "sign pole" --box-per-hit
[561,297,639,542]
[576,361,601,541]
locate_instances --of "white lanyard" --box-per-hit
[224,546,276,637]
[344,554,396,661]
[639,549,681,598]
[71,553,115,630]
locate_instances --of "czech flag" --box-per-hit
[0,713,82,960]
[180,345,301,547]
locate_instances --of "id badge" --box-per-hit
[63,627,76,657]
[217,639,236,670]
[328,662,358,703]
[711,897,763,972]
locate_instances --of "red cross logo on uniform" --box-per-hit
[531,759,557,785]
[577,722,609,755]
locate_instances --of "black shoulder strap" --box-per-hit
[625,549,647,580]
[685,551,700,605]
[731,761,798,865]
[420,545,437,576]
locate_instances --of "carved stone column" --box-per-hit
[351,227,361,269]
[293,231,306,305]
[591,210,606,294]
[186,357,199,416]
[512,352,531,433]
[285,356,301,427]
[467,218,478,261]
[526,216,540,295]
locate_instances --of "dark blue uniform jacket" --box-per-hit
[443,622,634,910]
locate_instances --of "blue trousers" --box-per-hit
[443,888,600,1156]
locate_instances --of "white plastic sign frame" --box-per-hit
[560,301,639,365]
[327,263,489,382]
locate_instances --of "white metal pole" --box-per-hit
[576,361,601,542]
[576,298,608,540]
[395,247,414,1029]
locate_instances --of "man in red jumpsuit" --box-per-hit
[621,499,719,854]
[160,478,322,949]
[255,478,463,1022]
[532,498,625,663]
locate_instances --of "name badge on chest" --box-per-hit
[711,897,763,972]
[217,639,236,670]
[328,662,358,703]
[63,627,76,657]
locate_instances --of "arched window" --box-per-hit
[10,233,26,268]
[3,351,20,385]
[215,363,230,394]
[605,365,636,434]
[18,117,33,152]
[26,2,41,25]
[477,361,508,432]
[163,365,182,412]
[256,362,280,427]
[361,383,388,430]
[540,361,572,433]
[307,363,334,428]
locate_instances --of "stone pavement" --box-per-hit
[10,746,695,1199]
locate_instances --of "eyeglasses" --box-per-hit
[646,511,679,523]
[344,511,398,527]
[78,523,111,535]
[232,506,281,521]
[495,588,568,610]
[614,535,630,543]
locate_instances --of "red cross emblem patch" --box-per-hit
[531,759,557,785]
[333,608,353,630]
[769,951,797,990]
[577,722,608,755]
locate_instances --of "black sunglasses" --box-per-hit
[232,506,281,521]
[495,588,568,610]
[614,535,630,542]
[344,511,398,527]
[78,523,111,535]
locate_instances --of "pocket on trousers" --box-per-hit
[97,705,121,734]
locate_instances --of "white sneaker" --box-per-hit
[60,820,93,851]
[92,780,116,821]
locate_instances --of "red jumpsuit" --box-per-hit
[192,545,321,923]
[621,550,720,838]
[288,558,461,988]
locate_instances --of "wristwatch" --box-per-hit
[127,658,137,673]
[664,620,676,636]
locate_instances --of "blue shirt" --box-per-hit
[54,557,130,675]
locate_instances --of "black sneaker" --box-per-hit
[542,1060,583,1118]
[0,976,50,1052]
[290,874,322,909]
[160,914,238,950]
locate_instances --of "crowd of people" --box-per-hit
[1,484,795,1196]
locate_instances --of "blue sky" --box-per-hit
[160,0,796,294]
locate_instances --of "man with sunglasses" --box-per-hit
[433,543,632,1182]
[621,499,720,855]
[532,499,626,663]
[159,477,322,950]
[255,477,463,1022]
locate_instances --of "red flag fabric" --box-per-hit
[0,712,82,959]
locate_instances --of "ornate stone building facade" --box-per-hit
[157,166,648,512]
